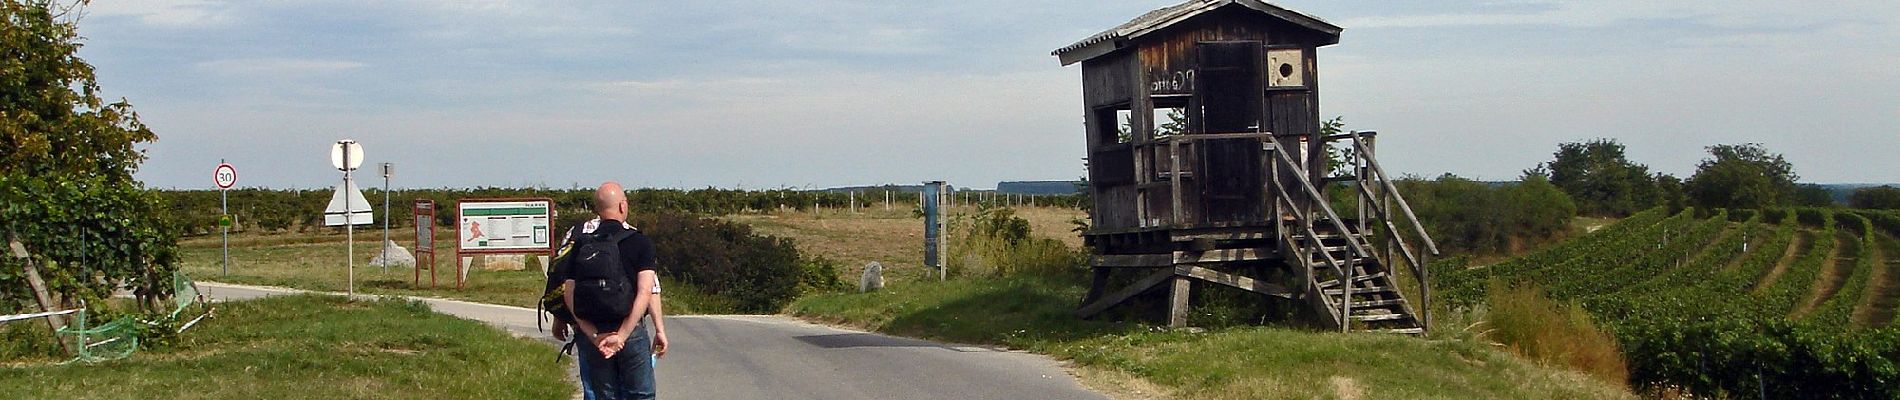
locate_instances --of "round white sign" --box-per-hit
[330,140,364,171]
[214,163,238,189]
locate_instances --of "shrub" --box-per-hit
[630,211,838,313]
[1481,281,1629,386]
[946,204,1084,278]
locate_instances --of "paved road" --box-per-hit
[197,282,1106,400]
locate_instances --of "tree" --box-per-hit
[1506,173,1577,242]
[1,0,177,313]
[1653,173,1686,213]
[1685,143,1798,210]
[1793,184,1837,207]
[1849,186,1900,210]
[1539,139,1656,216]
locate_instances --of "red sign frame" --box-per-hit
[413,199,437,288]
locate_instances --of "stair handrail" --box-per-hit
[1345,130,1438,332]
[1347,131,1441,256]
[1270,184,1354,328]
[1264,138,1378,330]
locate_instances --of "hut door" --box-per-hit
[1192,41,1264,224]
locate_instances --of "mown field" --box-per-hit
[1437,207,1900,397]
[1,295,569,399]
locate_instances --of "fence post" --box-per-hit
[9,235,75,356]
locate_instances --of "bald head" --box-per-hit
[594,181,627,220]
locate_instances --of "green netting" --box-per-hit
[54,270,211,364]
[56,309,140,364]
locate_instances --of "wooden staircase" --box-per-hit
[1268,131,1439,333]
[1295,222,1423,333]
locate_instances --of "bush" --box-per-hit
[1481,281,1629,386]
[945,204,1084,278]
[1619,317,1900,398]
[630,211,839,313]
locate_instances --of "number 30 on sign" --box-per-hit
[215,163,238,189]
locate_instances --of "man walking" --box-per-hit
[558,182,661,399]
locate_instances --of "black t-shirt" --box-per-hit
[558,219,655,327]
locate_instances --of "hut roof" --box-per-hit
[1052,0,1342,65]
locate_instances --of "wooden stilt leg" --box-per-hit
[1168,277,1191,328]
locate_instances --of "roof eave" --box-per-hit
[1051,0,1343,65]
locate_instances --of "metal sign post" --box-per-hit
[215,161,237,276]
[381,162,393,273]
[328,140,368,297]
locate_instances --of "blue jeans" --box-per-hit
[575,319,656,400]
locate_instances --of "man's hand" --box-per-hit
[552,322,570,341]
[596,332,625,358]
[653,331,668,359]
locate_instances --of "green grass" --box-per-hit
[177,231,720,312]
[0,294,570,399]
[786,276,1634,400]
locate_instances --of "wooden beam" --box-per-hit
[1179,265,1291,298]
[1076,267,1177,319]
[10,235,74,356]
[1167,277,1191,328]
[1089,254,1174,268]
[1177,247,1275,264]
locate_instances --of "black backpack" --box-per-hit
[564,228,639,324]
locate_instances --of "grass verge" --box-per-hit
[0,294,569,399]
[176,232,718,313]
[786,276,1634,400]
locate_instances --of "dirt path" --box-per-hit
[1855,233,1900,326]
[1752,230,1811,293]
[1793,232,1856,318]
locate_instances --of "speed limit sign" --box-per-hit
[214,163,237,189]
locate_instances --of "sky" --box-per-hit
[70,0,1900,190]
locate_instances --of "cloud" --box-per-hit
[193,58,368,75]
[84,0,238,28]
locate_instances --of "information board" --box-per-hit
[456,199,552,252]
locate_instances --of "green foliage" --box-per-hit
[1686,143,1799,210]
[1444,206,1900,397]
[1618,318,1900,399]
[1850,185,1900,210]
[946,203,1085,278]
[1538,139,1662,216]
[0,1,176,313]
[1393,173,1577,255]
[630,212,841,313]
[1793,184,1838,207]
[157,186,1084,238]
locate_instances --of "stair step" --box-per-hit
[1371,327,1425,335]
[1350,313,1411,322]
[1292,233,1348,241]
[1348,298,1407,308]
[1307,258,1371,269]
[1323,286,1393,296]
[1319,272,1387,289]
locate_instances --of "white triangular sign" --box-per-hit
[323,178,375,226]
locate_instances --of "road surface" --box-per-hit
[197,282,1107,400]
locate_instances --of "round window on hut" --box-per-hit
[1278,63,1295,78]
